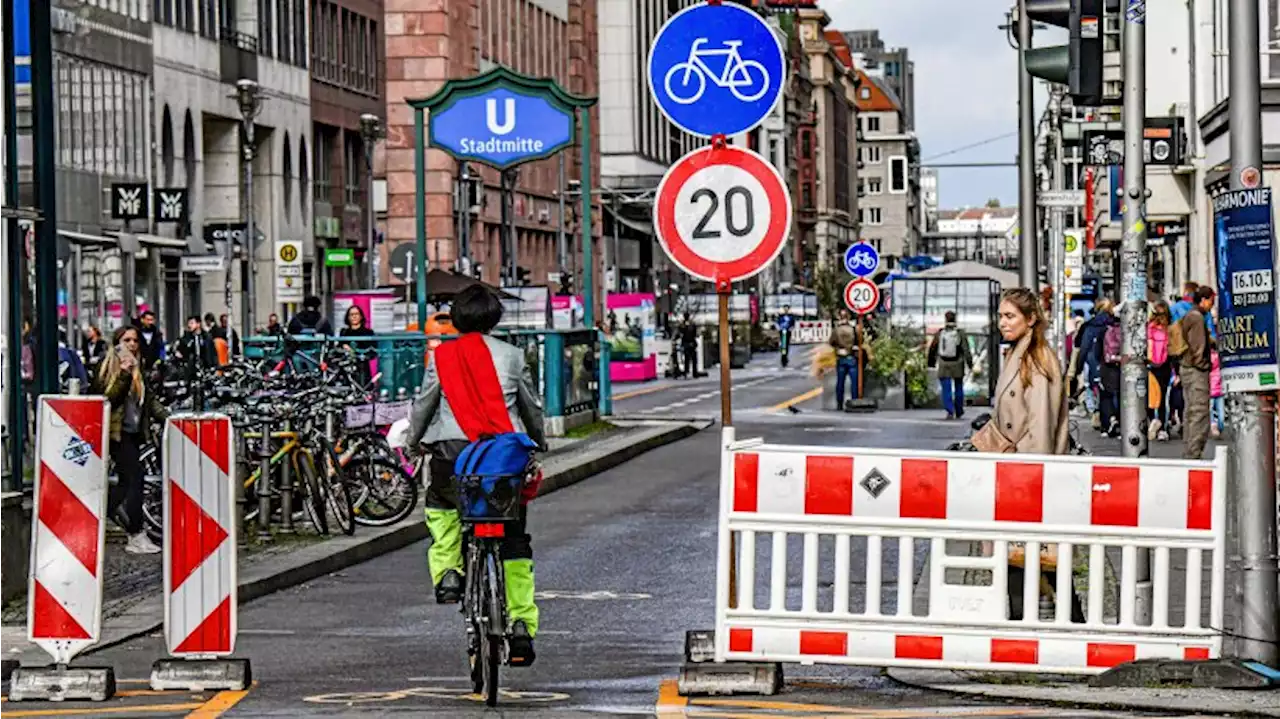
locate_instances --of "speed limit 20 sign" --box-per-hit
[843,278,879,315]
[653,143,792,284]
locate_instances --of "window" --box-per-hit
[861,146,882,164]
[889,155,908,193]
[283,132,293,217]
[298,136,309,219]
[859,86,871,100]
[277,0,289,61]
[344,132,361,205]
[865,116,880,133]
[866,177,883,194]
[258,0,273,56]
[861,208,883,225]
[314,130,331,202]
[294,0,307,68]
[199,0,216,38]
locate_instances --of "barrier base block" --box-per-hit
[1092,658,1280,689]
[7,665,116,701]
[678,661,783,696]
[2,659,18,682]
[150,658,252,691]
[685,629,716,664]
[844,398,878,413]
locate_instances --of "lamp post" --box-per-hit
[233,79,263,336]
[358,113,383,289]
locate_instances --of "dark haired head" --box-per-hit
[304,295,322,310]
[187,314,201,325]
[140,310,155,319]
[1194,286,1216,305]
[944,310,956,323]
[450,285,504,333]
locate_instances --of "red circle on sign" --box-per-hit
[1241,166,1261,189]
[654,144,793,283]
[844,278,880,315]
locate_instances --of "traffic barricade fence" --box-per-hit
[713,432,1226,675]
[150,413,251,691]
[10,396,115,701]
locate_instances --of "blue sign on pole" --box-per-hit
[844,242,880,278]
[1213,187,1278,392]
[428,83,575,170]
[647,2,785,138]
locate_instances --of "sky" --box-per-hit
[823,0,1057,212]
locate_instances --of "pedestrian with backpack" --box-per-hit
[1146,301,1173,441]
[1099,310,1124,438]
[404,285,547,666]
[927,311,972,419]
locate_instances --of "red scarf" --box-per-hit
[434,333,514,441]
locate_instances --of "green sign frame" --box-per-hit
[324,248,356,267]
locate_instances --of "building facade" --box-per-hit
[852,67,920,268]
[796,10,858,270]
[380,0,601,308]
[924,207,1019,270]
[843,29,914,131]
[153,0,312,333]
[310,0,384,294]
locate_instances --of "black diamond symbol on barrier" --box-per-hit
[860,468,891,498]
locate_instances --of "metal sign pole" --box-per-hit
[718,280,735,609]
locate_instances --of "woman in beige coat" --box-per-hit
[991,287,1070,455]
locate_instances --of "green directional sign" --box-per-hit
[325,248,356,267]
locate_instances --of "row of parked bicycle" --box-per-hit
[130,335,422,540]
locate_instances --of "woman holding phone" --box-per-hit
[94,325,169,554]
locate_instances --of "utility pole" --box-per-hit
[30,0,57,395]
[1049,89,1067,367]
[359,113,383,289]
[234,79,263,335]
[1224,0,1279,665]
[1017,0,1039,289]
[1120,0,1151,623]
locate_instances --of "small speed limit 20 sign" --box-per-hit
[653,143,792,284]
[844,278,880,315]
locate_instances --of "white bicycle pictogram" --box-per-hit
[663,38,770,105]
[847,251,877,271]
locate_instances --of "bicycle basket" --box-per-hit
[453,433,538,521]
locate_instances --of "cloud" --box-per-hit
[822,0,1057,208]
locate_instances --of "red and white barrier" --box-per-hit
[714,433,1227,675]
[162,415,237,656]
[28,396,110,665]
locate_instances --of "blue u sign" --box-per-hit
[647,3,785,138]
[429,83,575,170]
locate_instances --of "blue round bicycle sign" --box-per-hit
[647,2,785,138]
[844,242,880,278]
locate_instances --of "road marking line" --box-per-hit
[185,688,250,718]
[767,386,822,412]
[655,679,688,717]
[692,696,867,713]
[615,384,677,401]
[1,703,206,717]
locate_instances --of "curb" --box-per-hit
[886,668,1280,718]
[6,421,705,663]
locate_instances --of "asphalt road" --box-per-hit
[1,356,1223,718]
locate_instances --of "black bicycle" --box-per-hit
[457,462,535,707]
[947,413,1090,455]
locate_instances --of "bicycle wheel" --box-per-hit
[140,444,164,543]
[318,440,356,535]
[348,459,418,527]
[481,551,503,707]
[295,451,330,535]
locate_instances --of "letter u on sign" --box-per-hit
[486,98,516,135]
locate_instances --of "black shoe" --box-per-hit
[508,620,536,667]
[944,412,956,420]
[435,569,463,604]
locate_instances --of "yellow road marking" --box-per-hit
[656,678,689,717]
[614,384,679,401]
[0,703,205,717]
[185,688,250,718]
[768,386,822,412]
[692,697,867,713]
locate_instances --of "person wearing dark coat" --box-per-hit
[288,295,334,336]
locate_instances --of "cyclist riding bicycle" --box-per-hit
[405,285,548,665]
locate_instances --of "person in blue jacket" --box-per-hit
[777,304,796,368]
[1076,298,1117,429]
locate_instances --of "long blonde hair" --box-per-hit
[98,326,145,399]
[1002,288,1056,388]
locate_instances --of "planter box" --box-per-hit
[2,492,30,603]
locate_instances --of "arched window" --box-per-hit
[298,136,309,224]
[282,132,293,218]
[160,105,175,186]
[182,110,196,192]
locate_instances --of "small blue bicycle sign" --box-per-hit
[844,242,880,278]
[648,2,785,138]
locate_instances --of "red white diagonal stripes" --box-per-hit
[29,396,109,664]
[164,415,237,657]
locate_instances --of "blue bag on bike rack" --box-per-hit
[454,433,538,519]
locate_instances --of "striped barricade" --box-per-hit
[713,432,1226,675]
[150,413,250,691]
[9,396,114,702]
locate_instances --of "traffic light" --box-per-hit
[1024,0,1103,106]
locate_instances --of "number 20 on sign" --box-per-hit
[844,278,880,315]
[653,142,792,284]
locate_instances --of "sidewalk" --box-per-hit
[1,418,709,667]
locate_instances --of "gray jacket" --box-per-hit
[405,334,547,449]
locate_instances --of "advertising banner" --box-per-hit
[603,293,657,382]
[1213,187,1278,392]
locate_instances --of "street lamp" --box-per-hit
[232,78,263,335]
[358,113,383,289]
